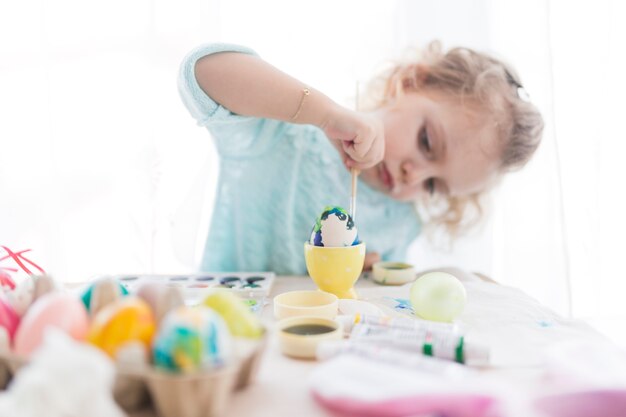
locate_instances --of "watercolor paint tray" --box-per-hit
[112,272,275,308]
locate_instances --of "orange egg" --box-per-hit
[88,297,156,358]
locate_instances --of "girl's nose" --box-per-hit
[401,160,428,186]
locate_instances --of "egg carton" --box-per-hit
[0,274,270,417]
[0,333,268,417]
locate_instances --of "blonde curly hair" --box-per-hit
[361,41,544,236]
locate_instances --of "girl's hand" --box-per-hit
[321,105,385,170]
[363,252,381,272]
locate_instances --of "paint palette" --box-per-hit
[113,272,275,313]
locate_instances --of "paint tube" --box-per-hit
[316,340,471,376]
[337,313,461,334]
[345,320,489,366]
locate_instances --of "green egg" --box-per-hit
[410,272,466,322]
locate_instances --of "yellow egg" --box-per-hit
[88,297,156,358]
[203,291,263,339]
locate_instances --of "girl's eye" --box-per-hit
[418,126,433,157]
[424,178,436,195]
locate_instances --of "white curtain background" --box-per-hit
[1,1,624,344]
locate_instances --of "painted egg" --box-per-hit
[310,206,359,247]
[88,297,156,358]
[0,294,20,341]
[13,292,89,357]
[153,306,232,372]
[203,290,263,339]
[81,277,129,313]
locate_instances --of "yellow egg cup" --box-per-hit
[303,242,366,299]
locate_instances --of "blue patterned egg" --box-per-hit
[310,206,359,247]
[153,306,232,372]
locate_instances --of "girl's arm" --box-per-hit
[194,52,384,170]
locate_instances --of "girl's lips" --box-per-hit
[379,162,394,191]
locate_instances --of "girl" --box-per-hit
[178,42,543,275]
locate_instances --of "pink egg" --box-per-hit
[13,292,89,357]
[0,294,20,340]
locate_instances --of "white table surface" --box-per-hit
[132,275,373,417]
[131,272,602,417]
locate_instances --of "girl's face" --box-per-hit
[362,90,502,202]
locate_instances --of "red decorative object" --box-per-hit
[0,246,46,290]
[0,269,15,290]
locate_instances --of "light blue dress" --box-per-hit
[178,43,421,275]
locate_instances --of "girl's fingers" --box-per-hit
[324,109,384,169]
[352,129,375,159]
[361,137,384,167]
[346,137,383,169]
[343,135,373,164]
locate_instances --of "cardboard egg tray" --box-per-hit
[0,332,268,417]
[0,273,270,417]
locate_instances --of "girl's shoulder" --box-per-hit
[178,43,258,127]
